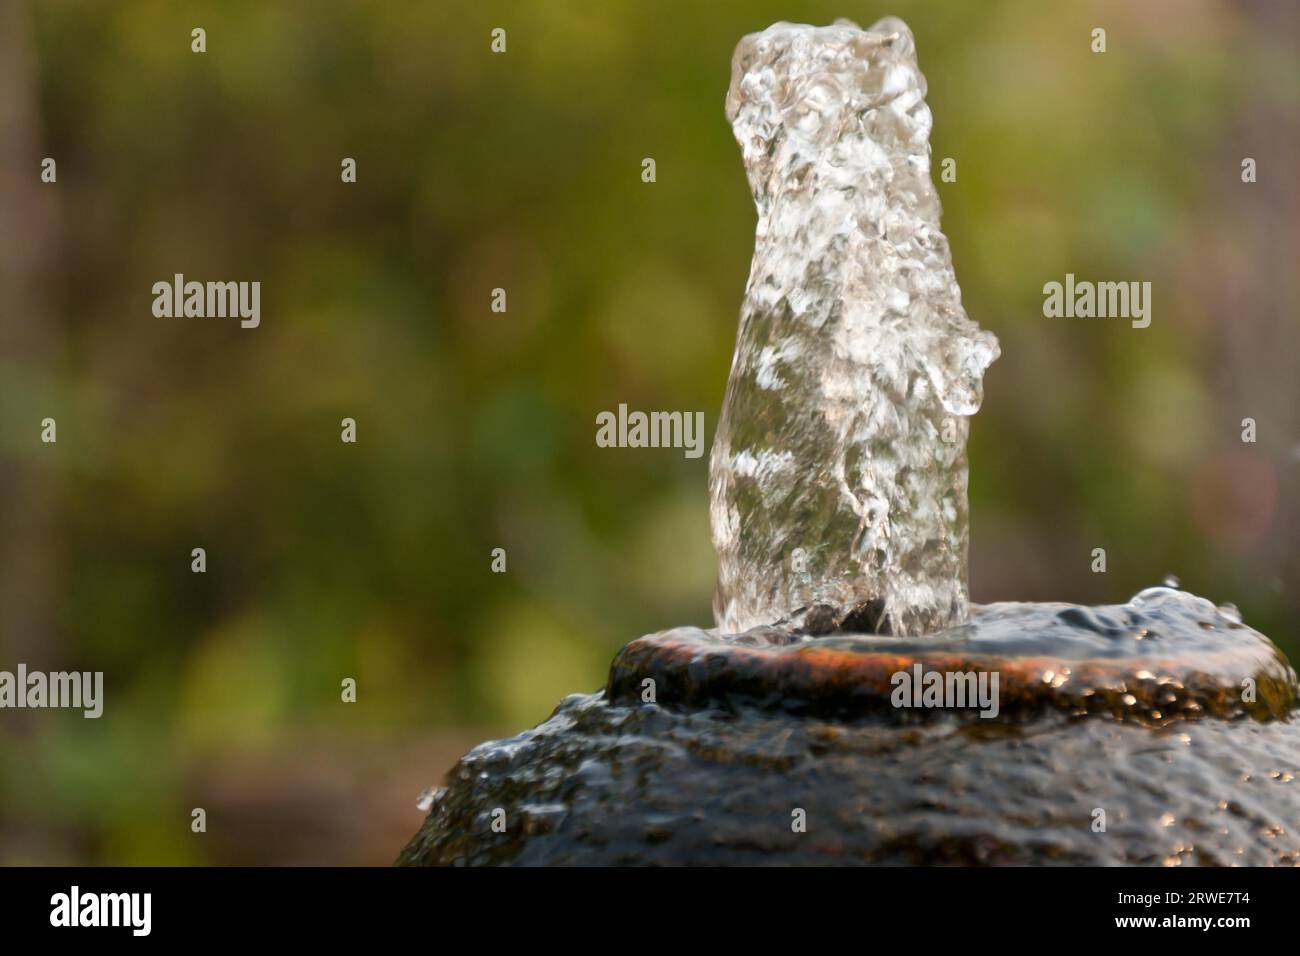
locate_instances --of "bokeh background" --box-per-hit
[1,0,1296,864]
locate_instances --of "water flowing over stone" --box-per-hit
[710,17,1000,637]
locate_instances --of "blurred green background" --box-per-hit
[0,0,1295,864]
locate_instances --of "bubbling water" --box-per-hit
[710,17,999,637]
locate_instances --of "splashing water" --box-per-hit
[710,18,999,637]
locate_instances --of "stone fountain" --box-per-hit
[398,18,1300,867]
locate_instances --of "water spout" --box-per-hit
[710,17,999,637]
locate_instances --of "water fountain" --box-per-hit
[398,18,1299,866]
[711,17,997,639]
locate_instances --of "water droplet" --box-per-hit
[1162,574,1181,588]
[1217,602,1242,624]
[1131,586,1179,607]
[416,786,443,812]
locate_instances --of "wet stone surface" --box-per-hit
[399,592,1300,866]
